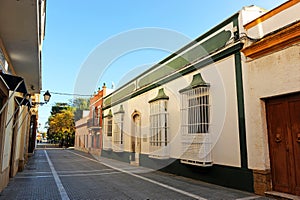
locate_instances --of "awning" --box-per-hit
[0,72,27,94]
[15,96,30,106]
[0,72,28,115]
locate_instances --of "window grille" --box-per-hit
[149,88,170,159]
[107,119,112,136]
[149,101,168,147]
[113,105,125,152]
[182,87,210,134]
[179,73,212,166]
[103,109,113,150]
[96,134,100,149]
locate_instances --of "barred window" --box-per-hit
[104,109,113,137]
[96,134,100,148]
[149,88,169,147]
[180,74,210,134]
[107,118,112,137]
[113,105,124,145]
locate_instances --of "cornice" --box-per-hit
[242,21,300,59]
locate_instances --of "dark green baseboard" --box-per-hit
[101,150,254,192]
[101,149,131,163]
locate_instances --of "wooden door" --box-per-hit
[266,93,300,195]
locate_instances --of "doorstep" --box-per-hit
[265,191,300,200]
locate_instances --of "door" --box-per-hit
[266,93,300,195]
[132,113,141,162]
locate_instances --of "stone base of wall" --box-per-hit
[0,167,9,192]
[11,159,19,177]
[89,148,101,158]
[18,159,25,172]
[75,147,89,153]
[253,169,272,195]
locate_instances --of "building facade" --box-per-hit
[75,115,89,153]
[0,0,47,191]
[242,0,300,196]
[101,5,266,193]
[75,84,113,157]
[101,1,300,196]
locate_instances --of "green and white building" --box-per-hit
[101,1,300,196]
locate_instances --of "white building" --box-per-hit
[102,1,300,197]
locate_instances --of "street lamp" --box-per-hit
[32,90,51,106]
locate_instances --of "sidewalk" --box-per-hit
[0,150,61,200]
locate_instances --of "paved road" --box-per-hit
[0,149,273,200]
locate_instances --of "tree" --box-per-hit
[50,102,68,115]
[48,106,75,147]
[70,98,90,122]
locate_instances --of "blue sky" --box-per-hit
[39,0,287,130]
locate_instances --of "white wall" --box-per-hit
[104,54,243,167]
[246,2,300,39]
[243,44,300,170]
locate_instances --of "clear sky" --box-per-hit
[39,0,287,130]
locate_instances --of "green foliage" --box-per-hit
[48,105,75,147]
[50,102,69,115]
[70,97,90,122]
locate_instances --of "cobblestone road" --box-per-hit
[0,149,274,200]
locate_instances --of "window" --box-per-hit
[149,88,169,147]
[103,109,113,150]
[113,105,124,146]
[107,118,112,136]
[187,88,209,134]
[104,109,113,137]
[179,73,212,166]
[180,73,210,135]
[96,133,100,148]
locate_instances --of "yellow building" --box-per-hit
[0,0,47,191]
[242,0,300,197]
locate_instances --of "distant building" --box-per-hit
[0,0,47,191]
[75,115,89,153]
[101,1,300,197]
[75,84,113,157]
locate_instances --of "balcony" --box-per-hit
[87,118,100,130]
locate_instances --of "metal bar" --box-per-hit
[0,75,10,90]
[5,96,28,128]
[16,107,30,132]
[0,79,24,115]
[12,102,28,129]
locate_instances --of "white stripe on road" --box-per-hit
[59,171,122,177]
[69,151,207,200]
[236,196,261,200]
[15,175,53,178]
[15,171,122,179]
[44,150,70,200]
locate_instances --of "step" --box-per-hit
[265,191,300,200]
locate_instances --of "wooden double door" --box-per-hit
[266,93,300,195]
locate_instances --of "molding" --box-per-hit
[75,122,87,129]
[234,52,248,169]
[103,43,244,110]
[103,13,240,109]
[242,21,300,59]
[244,0,300,30]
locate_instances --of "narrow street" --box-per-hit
[0,149,272,200]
